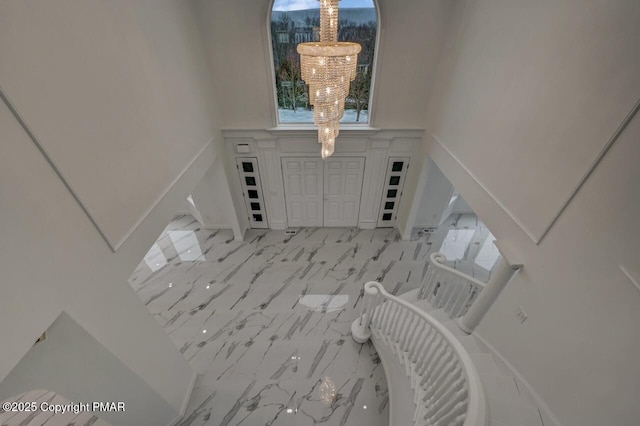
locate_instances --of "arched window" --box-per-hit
[270,0,378,124]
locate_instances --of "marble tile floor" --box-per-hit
[127,213,494,426]
[0,213,493,426]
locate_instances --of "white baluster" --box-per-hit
[421,348,453,388]
[430,394,467,425]
[392,304,407,343]
[381,299,392,329]
[419,265,434,299]
[421,336,446,377]
[416,332,440,376]
[452,413,466,426]
[370,292,382,328]
[452,282,471,318]
[426,269,439,304]
[425,356,458,399]
[385,302,398,337]
[426,372,463,408]
[358,287,369,327]
[408,325,426,373]
[440,275,458,314]
[403,314,418,351]
[424,376,462,419]
[398,312,414,350]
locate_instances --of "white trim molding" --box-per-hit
[536,97,640,243]
[1,84,218,253]
[620,265,640,294]
[223,128,424,232]
[111,140,217,251]
[168,370,198,426]
[429,134,540,244]
[428,97,640,246]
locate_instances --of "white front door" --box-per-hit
[323,157,365,227]
[281,156,366,227]
[281,157,323,227]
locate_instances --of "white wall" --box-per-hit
[190,157,240,231]
[396,137,427,238]
[0,313,176,426]
[0,1,223,423]
[450,195,473,215]
[0,97,216,423]
[191,0,456,129]
[0,0,220,250]
[427,0,640,243]
[413,158,455,228]
[426,1,640,424]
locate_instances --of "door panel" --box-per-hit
[282,156,365,228]
[236,158,269,229]
[282,158,323,227]
[323,157,365,227]
[377,157,409,227]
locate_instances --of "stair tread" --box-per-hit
[428,308,449,320]
[442,318,465,336]
[488,398,544,426]
[469,353,501,375]
[398,288,420,303]
[480,373,521,403]
[456,334,480,353]
[412,298,437,314]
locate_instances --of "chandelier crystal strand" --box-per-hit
[298,0,361,158]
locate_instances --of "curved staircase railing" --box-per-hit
[352,281,488,426]
[419,253,486,319]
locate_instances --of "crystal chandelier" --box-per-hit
[297,0,361,158]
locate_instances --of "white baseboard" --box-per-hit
[269,221,287,230]
[413,223,438,229]
[168,370,198,426]
[358,221,376,230]
[473,333,563,426]
[202,224,233,230]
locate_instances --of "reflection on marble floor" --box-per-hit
[127,213,494,426]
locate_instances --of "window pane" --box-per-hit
[271,1,377,124]
[245,176,256,186]
[250,202,261,211]
[389,176,400,186]
[392,161,403,172]
[242,162,254,173]
[385,202,394,210]
[248,190,259,199]
[253,214,263,222]
[387,189,397,198]
[382,213,392,221]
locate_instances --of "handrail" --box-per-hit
[418,253,486,319]
[429,253,486,290]
[354,281,488,426]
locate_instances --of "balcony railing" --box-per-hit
[418,253,486,319]
[352,281,488,426]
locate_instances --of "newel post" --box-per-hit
[457,242,522,334]
[351,282,379,343]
